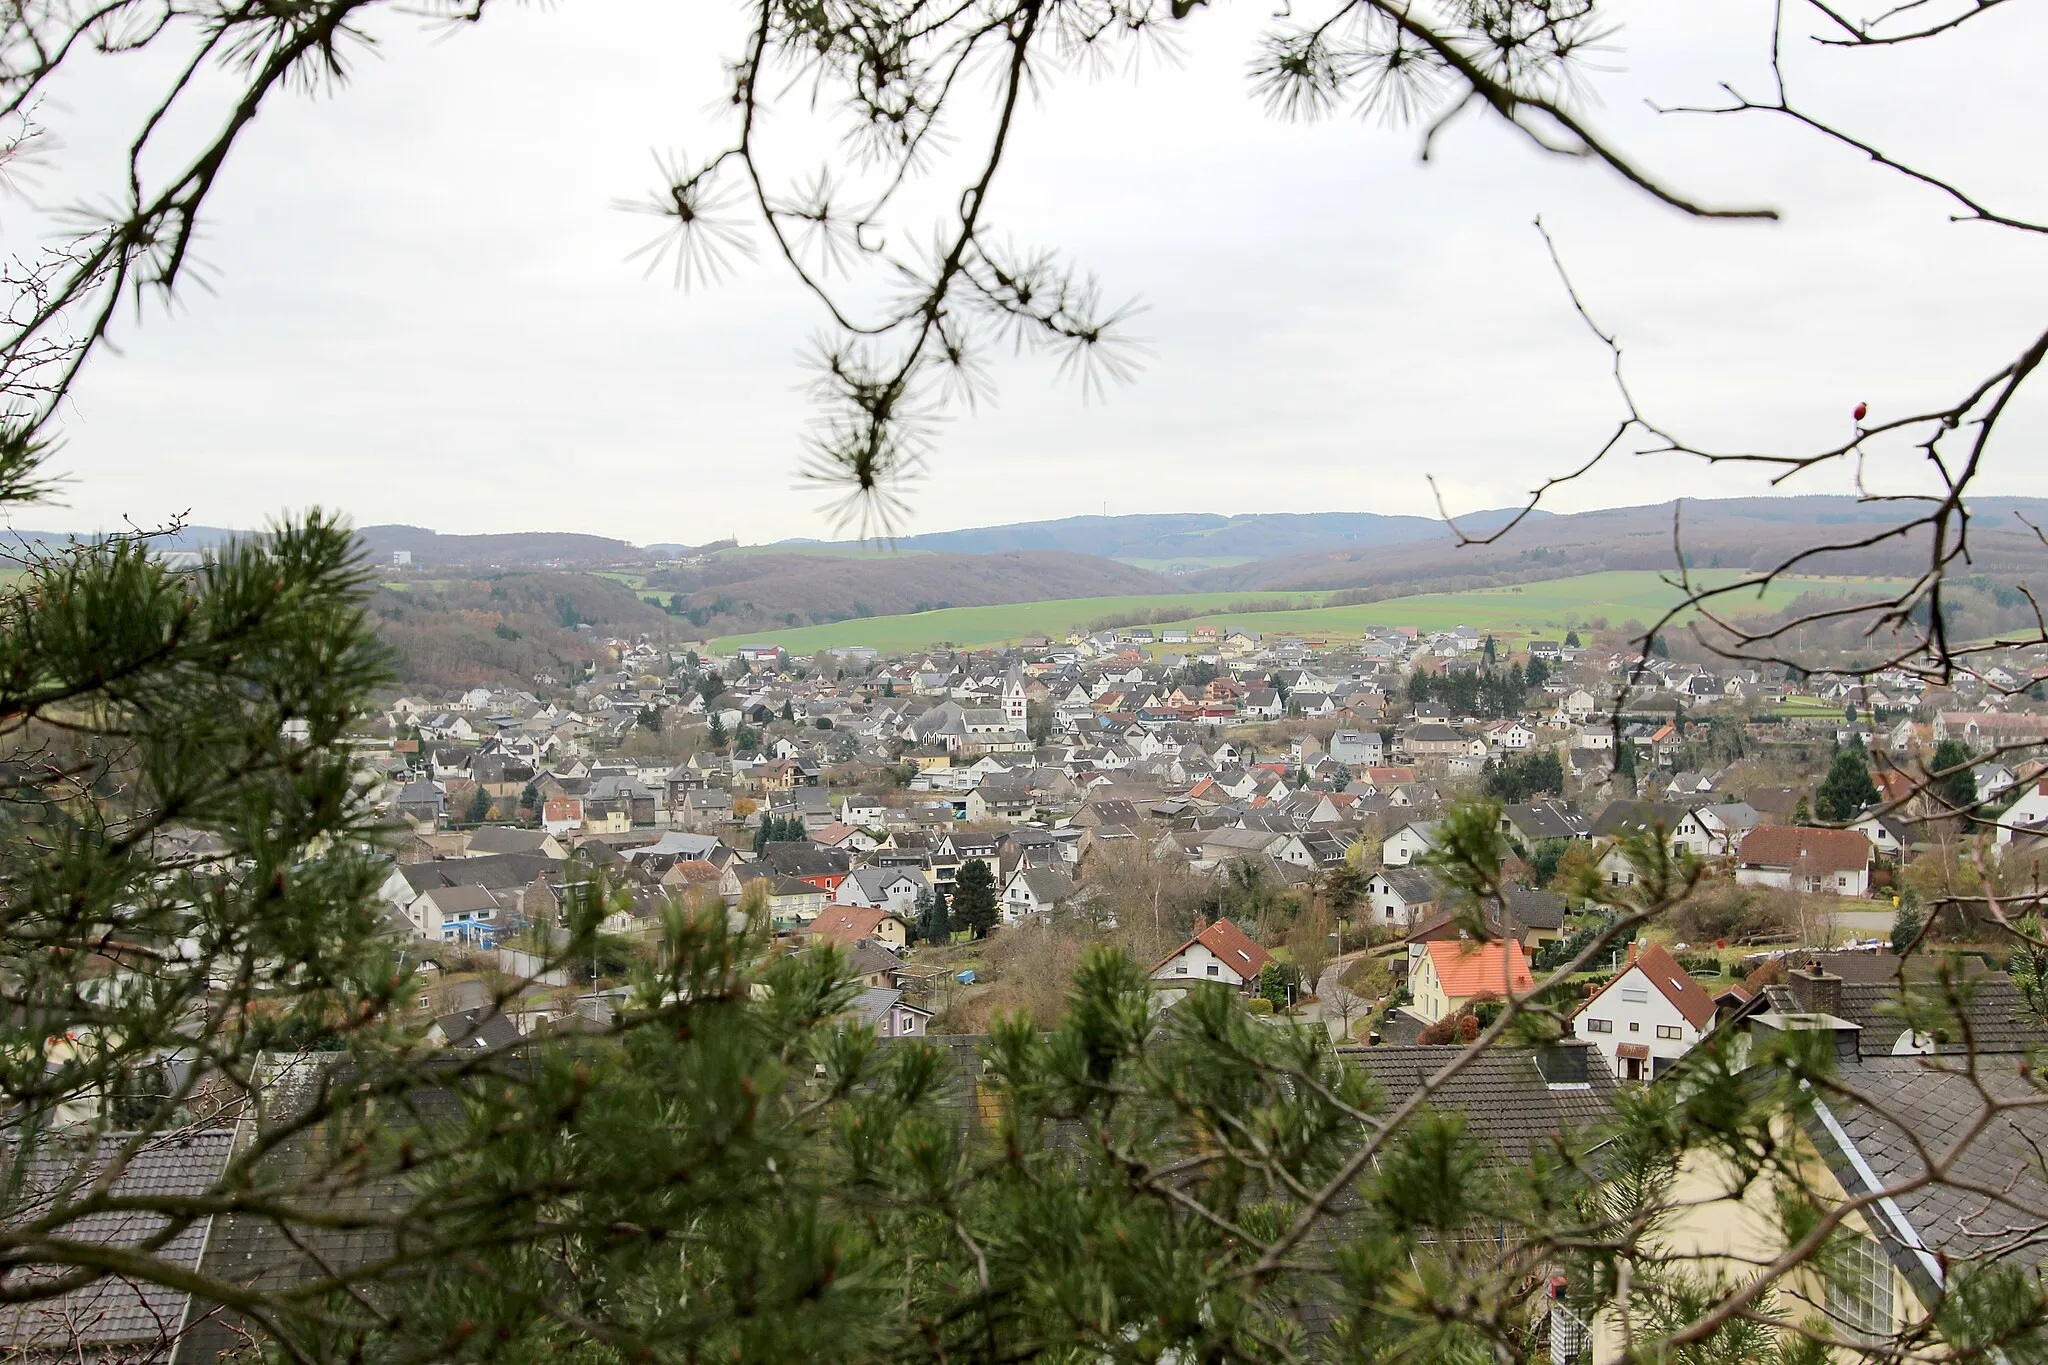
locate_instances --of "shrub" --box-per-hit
[1245,997,1276,1016]
[1670,882,1800,944]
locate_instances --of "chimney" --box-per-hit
[1789,963,1842,1019]
[1626,941,1639,965]
[1537,1038,1592,1087]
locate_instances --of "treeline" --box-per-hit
[1692,576,2048,670]
[1407,659,1549,718]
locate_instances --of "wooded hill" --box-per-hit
[369,574,677,691]
[1186,497,2048,596]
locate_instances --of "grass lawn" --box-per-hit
[707,571,1915,656]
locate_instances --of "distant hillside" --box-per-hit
[778,509,1549,564]
[1187,496,2048,594]
[369,573,678,691]
[647,550,1171,638]
[355,526,646,567]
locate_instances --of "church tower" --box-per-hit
[1003,664,1028,728]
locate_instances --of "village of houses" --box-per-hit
[347,615,2048,1348]
[370,618,2048,1062]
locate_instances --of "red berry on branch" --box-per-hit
[1853,402,1868,422]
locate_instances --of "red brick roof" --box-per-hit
[808,905,901,945]
[1736,825,1872,875]
[1583,942,1717,1032]
[1153,917,1271,980]
[1424,939,1534,999]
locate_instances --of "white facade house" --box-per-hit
[833,867,924,916]
[1149,919,1271,991]
[1364,868,1440,929]
[1571,943,1716,1083]
[1001,867,1075,924]
[1381,822,1440,867]
[1998,780,2048,845]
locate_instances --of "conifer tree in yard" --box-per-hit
[951,858,999,939]
[1931,737,1980,815]
[1815,748,1881,822]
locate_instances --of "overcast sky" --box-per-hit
[12,0,2047,545]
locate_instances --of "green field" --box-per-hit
[707,592,1324,654]
[705,571,1915,656]
[1127,572,1918,642]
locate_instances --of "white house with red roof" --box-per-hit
[1151,918,1271,992]
[1571,942,1716,1082]
[1734,825,1873,896]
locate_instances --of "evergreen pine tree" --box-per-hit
[952,859,999,938]
[1815,749,1881,822]
[1932,737,1979,814]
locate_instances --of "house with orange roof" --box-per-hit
[1151,918,1271,992]
[1571,942,1717,1082]
[1410,939,1534,1024]
[806,904,910,951]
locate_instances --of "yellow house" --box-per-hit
[1409,939,1534,1024]
[1586,1008,2048,1359]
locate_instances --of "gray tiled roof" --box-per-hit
[1337,1044,1619,1160]
[1,1129,237,1355]
[1831,975,2048,1055]
[1820,1054,2048,1271]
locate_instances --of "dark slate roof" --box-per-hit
[397,852,560,895]
[1502,800,1589,842]
[433,1008,523,1052]
[1500,885,1568,932]
[1,1128,238,1356]
[1589,799,1689,839]
[1373,867,1443,905]
[1819,1054,2048,1273]
[1338,1044,1619,1161]
[1831,975,2048,1056]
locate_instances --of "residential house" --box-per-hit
[1381,820,1441,866]
[1150,918,1271,991]
[1409,939,1535,1024]
[1571,943,1716,1081]
[1499,799,1590,847]
[1327,729,1385,767]
[834,866,924,917]
[845,986,934,1038]
[1734,825,1874,896]
[1002,866,1076,923]
[1365,867,1442,929]
[808,904,911,950]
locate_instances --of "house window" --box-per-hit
[1584,1018,1613,1033]
[1629,1021,1642,1032]
[1176,965,1188,975]
[1206,963,1220,976]
[1621,987,1648,1003]
[1824,1232,1894,1343]
[1656,1025,1682,1041]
